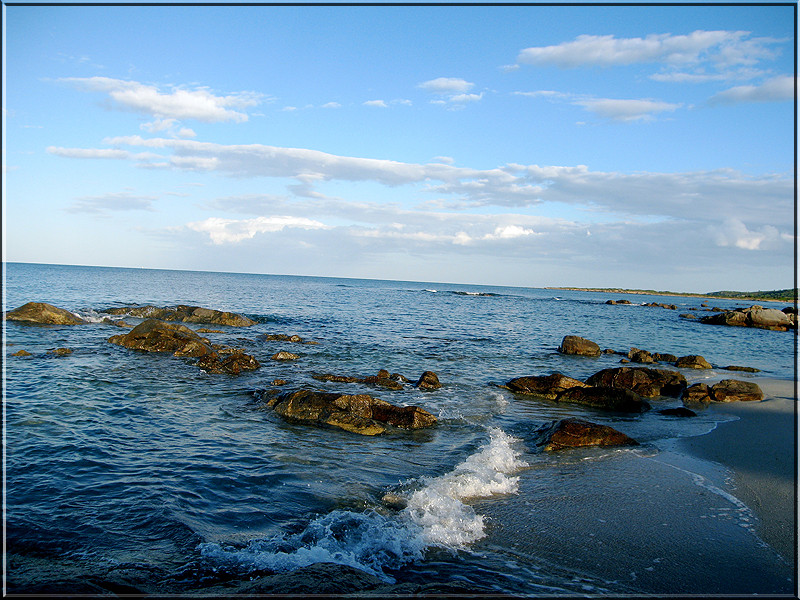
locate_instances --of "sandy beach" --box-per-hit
[677,377,797,567]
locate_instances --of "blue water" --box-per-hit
[3,262,796,595]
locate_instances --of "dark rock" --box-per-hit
[675,355,712,369]
[260,389,436,435]
[653,352,678,363]
[5,302,86,325]
[658,407,697,417]
[415,371,442,390]
[312,371,404,390]
[196,328,224,333]
[102,317,131,328]
[271,379,288,386]
[723,365,761,373]
[558,335,601,357]
[643,302,677,310]
[103,304,255,327]
[682,383,713,404]
[710,379,763,402]
[391,372,411,383]
[503,373,588,400]
[628,347,654,364]
[555,386,650,413]
[606,299,632,305]
[261,333,310,343]
[197,351,260,375]
[782,306,797,315]
[231,562,384,595]
[109,319,214,357]
[271,351,299,361]
[585,367,687,398]
[680,313,697,319]
[534,417,639,451]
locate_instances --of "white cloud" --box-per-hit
[59,77,262,122]
[321,102,341,109]
[187,215,329,244]
[573,98,682,121]
[418,77,475,93]
[449,93,484,103]
[47,147,131,159]
[516,30,776,69]
[363,100,388,108]
[710,218,787,250]
[65,192,156,215]
[709,74,794,104]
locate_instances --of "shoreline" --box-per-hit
[546,286,794,303]
[677,378,797,566]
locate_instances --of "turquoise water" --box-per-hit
[3,262,795,594]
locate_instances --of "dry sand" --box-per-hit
[677,377,797,565]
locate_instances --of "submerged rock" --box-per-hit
[558,335,601,357]
[5,302,86,325]
[534,417,639,451]
[658,407,697,417]
[723,365,761,373]
[271,351,299,361]
[11,349,32,357]
[312,370,404,390]
[503,373,588,400]
[48,348,73,356]
[556,386,650,413]
[103,304,256,327]
[259,389,437,435]
[585,367,687,398]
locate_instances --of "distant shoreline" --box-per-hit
[545,287,795,303]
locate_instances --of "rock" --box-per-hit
[260,389,436,435]
[103,304,255,327]
[261,333,309,343]
[229,562,384,595]
[653,352,678,363]
[197,351,260,375]
[723,365,761,373]
[585,367,687,398]
[503,373,588,400]
[48,348,73,356]
[109,319,258,374]
[196,328,224,334]
[391,373,411,383]
[675,355,712,369]
[680,313,697,319]
[710,379,763,402]
[11,349,31,357]
[109,319,215,357]
[682,383,713,404]
[5,302,86,325]
[627,347,654,364]
[312,371,404,390]
[606,299,632,305]
[658,407,697,417]
[555,386,650,413]
[700,305,794,331]
[271,351,299,361]
[415,371,442,390]
[102,318,131,328]
[558,335,601,357]
[534,417,639,451]
[643,302,677,310]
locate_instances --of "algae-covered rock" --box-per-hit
[535,417,639,451]
[6,302,86,325]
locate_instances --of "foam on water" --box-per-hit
[198,427,527,580]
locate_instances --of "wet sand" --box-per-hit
[677,377,797,566]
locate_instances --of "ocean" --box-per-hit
[3,262,796,595]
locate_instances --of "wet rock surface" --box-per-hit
[534,417,639,451]
[103,304,256,327]
[585,367,687,398]
[558,335,601,357]
[5,302,87,325]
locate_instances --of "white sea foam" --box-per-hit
[199,427,527,579]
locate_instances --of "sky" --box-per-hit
[2,3,796,292]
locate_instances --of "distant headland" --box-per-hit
[545,287,797,303]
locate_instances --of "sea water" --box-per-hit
[3,262,796,594]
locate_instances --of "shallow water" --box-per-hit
[3,262,796,594]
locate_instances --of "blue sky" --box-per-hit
[2,3,795,291]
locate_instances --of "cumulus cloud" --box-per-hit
[418,77,475,93]
[47,147,131,159]
[363,100,388,107]
[708,74,794,104]
[187,215,329,244]
[65,192,156,215]
[573,98,682,121]
[710,218,786,250]
[58,76,262,122]
[515,30,777,69]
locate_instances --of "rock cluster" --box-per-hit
[697,305,796,331]
[108,319,259,375]
[5,302,87,325]
[682,379,764,404]
[103,304,256,327]
[257,389,437,435]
